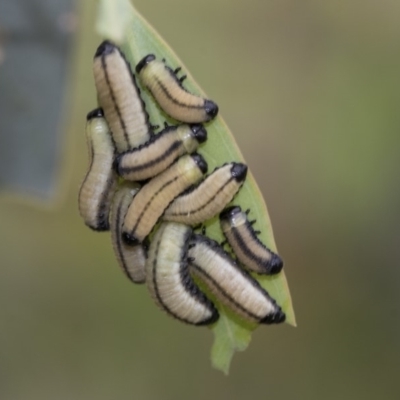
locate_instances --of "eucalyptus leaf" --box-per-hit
[96,0,295,374]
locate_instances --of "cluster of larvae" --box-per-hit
[78,40,285,326]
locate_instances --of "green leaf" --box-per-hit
[96,0,296,374]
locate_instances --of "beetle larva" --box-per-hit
[110,183,147,283]
[188,234,285,324]
[78,108,117,231]
[115,124,207,181]
[163,163,247,225]
[93,40,151,152]
[220,206,283,275]
[122,154,208,245]
[146,222,218,325]
[136,54,218,123]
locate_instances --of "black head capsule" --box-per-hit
[94,40,116,58]
[269,253,284,275]
[220,206,241,221]
[86,107,104,120]
[231,163,248,182]
[136,54,156,73]
[204,99,219,119]
[122,232,141,246]
[190,124,207,144]
[260,309,286,324]
[191,153,208,174]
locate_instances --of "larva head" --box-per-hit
[122,231,141,246]
[220,205,247,230]
[86,111,110,142]
[204,99,219,121]
[86,107,104,121]
[260,309,286,324]
[177,124,206,154]
[174,154,207,187]
[94,40,117,58]
[220,205,242,221]
[230,163,248,182]
[136,54,156,73]
[189,124,207,144]
[268,253,284,275]
[191,153,208,174]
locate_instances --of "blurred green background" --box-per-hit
[1,0,399,399]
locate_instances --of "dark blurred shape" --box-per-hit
[0,0,76,200]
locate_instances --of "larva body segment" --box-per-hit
[163,162,247,225]
[136,54,218,123]
[110,183,147,283]
[146,222,219,325]
[188,234,285,324]
[116,124,207,181]
[93,41,151,152]
[78,109,117,231]
[220,206,283,275]
[122,154,208,245]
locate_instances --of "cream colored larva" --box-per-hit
[93,41,151,152]
[122,154,208,245]
[136,54,219,123]
[220,206,283,275]
[188,234,285,324]
[110,183,147,283]
[78,108,117,231]
[146,222,218,325]
[116,124,207,181]
[163,162,247,226]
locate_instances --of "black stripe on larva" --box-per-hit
[101,52,130,148]
[123,154,207,245]
[93,157,116,232]
[229,224,283,275]
[151,232,190,323]
[190,234,285,324]
[79,119,114,232]
[154,76,205,110]
[115,196,135,280]
[221,206,284,275]
[78,134,95,215]
[113,127,172,173]
[166,162,246,218]
[86,107,104,120]
[95,41,152,147]
[152,227,218,325]
[136,54,156,73]
[116,140,182,175]
[178,230,219,325]
[119,51,152,137]
[122,173,182,245]
[190,262,261,322]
